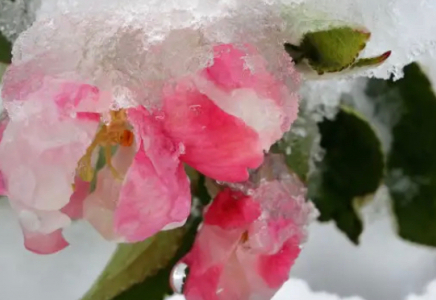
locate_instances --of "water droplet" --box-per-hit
[170,262,189,294]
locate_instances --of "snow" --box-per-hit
[0,200,116,300]
[1,186,436,300]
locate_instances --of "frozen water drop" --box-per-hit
[170,262,189,294]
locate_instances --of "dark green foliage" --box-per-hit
[309,107,384,244]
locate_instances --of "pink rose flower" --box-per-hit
[177,154,313,300]
[0,44,300,253]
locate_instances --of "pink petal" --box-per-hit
[215,251,252,300]
[161,80,263,182]
[2,62,111,115]
[184,265,222,300]
[257,237,301,288]
[113,107,191,242]
[199,44,300,149]
[84,146,136,241]
[183,226,243,300]
[0,79,99,211]
[204,44,292,104]
[61,177,90,220]
[204,188,261,230]
[22,228,69,255]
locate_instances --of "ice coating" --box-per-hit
[0,0,41,41]
[6,0,294,111]
[1,0,434,85]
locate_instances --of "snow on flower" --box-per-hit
[176,154,314,300]
[0,40,300,253]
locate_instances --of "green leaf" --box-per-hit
[81,228,186,300]
[368,63,436,247]
[112,169,210,300]
[284,27,391,75]
[0,32,12,64]
[309,106,384,244]
[0,62,7,80]
[287,27,369,74]
[272,114,318,182]
[114,218,200,300]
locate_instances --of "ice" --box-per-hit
[0,0,41,41]
[8,0,295,109]
[2,0,434,114]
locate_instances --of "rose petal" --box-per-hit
[162,80,263,182]
[61,177,91,220]
[200,44,300,149]
[84,146,135,241]
[257,237,301,288]
[204,188,261,230]
[22,228,69,255]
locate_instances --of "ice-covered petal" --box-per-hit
[113,107,191,242]
[2,63,111,119]
[204,188,261,230]
[199,44,300,149]
[257,237,301,289]
[161,79,263,182]
[0,91,99,210]
[181,155,313,300]
[182,226,243,300]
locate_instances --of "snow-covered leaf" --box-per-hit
[285,26,391,76]
[285,27,369,74]
[81,228,185,300]
[309,106,384,244]
[369,63,436,247]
